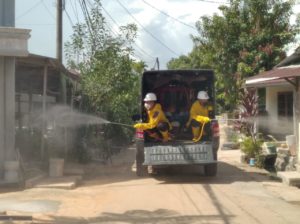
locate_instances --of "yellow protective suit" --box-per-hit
[133,103,172,141]
[186,101,213,142]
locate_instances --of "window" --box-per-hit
[278,92,293,117]
[257,88,266,114]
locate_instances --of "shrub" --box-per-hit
[240,135,263,158]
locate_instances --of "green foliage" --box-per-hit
[234,88,258,136]
[167,0,300,112]
[167,55,192,69]
[240,135,263,158]
[65,0,142,143]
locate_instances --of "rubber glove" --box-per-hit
[195,115,210,123]
[134,123,143,129]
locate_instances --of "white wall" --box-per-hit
[266,85,293,119]
[262,85,295,138]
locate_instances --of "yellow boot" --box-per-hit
[161,131,170,142]
[192,126,200,142]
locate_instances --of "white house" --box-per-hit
[245,66,299,139]
[245,47,300,174]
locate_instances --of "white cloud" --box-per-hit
[15,0,224,68]
[102,0,222,68]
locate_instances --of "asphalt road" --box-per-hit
[0,146,300,224]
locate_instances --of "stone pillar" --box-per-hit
[0,28,30,177]
[0,57,15,160]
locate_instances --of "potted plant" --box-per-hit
[235,88,263,165]
[240,135,263,165]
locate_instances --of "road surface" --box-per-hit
[0,146,300,224]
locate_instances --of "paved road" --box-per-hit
[0,147,300,224]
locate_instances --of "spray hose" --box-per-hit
[108,122,134,128]
[194,116,211,142]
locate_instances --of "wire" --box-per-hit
[83,0,155,65]
[141,0,196,31]
[65,9,74,27]
[115,0,180,57]
[79,0,95,41]
[152,59,157,70]
[18,23,55,26]
[41,0,55,20]
[16,0,43,20]
[69,0,80,24]
[100,4,156,60]
[197,0,229,4]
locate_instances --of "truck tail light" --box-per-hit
[211,121,220,137]
[136,129,144,139]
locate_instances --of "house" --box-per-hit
[245,66,299,139]
[15,54,80,161]
[245,47,300,139]
[245,47,300,173]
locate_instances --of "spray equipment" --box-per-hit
[35,105,248,130]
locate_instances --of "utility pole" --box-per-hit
[56,0,63,63]
[56,0,66,103]
[156,57,159,70]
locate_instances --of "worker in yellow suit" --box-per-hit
[186,91,213,142]
[133,93,172,142]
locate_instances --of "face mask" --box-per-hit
[144,102,152,110]
[199,100,208,106]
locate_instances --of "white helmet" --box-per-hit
[197,91,209,100]
[144,93,157,101]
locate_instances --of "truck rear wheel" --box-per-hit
[204,163,217,176]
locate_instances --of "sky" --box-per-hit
[15,0,300,69]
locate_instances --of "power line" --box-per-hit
[41,0,55,20]
[78,0,95,41]
[82,0,155,64]
[16,0,43,20]
[197,0,229,4]
[100,4,156,60]
[141,0,196,31]
[65,9,74,27]
[69,0,79,24]
[18,23,55,26]
[115,0,180,57]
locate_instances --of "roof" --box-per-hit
[245,65,300,86]
[275,47,300,67]
[245,46,300,87]
[16,53,80,81]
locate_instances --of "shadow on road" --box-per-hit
[80,159,277,188]
[36,208,235,224]
[153,161,276,185]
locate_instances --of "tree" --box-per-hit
[169,0,300,112]
[167,55,192,69]
[65,0,141,143]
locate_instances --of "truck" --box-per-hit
[134,69,220,176]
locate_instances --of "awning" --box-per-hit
[245,65,300,86]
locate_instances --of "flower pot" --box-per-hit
[249,157,256,166]
[4,161,19,183]
[49,158,64,177]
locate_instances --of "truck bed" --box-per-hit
[143,141,215,165]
